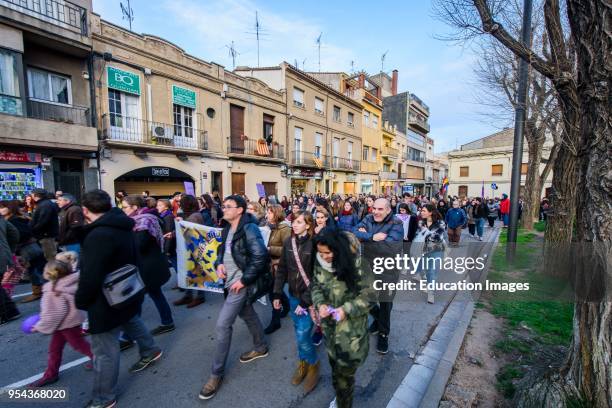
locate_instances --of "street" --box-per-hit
[0,225,498,408]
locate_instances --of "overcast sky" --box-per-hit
[94,0,507,153]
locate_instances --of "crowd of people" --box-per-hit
[0,187,533,408]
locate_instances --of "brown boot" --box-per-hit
[303,361,320,393]
[291,360,307,385]
[173,295,192,306]
[186,297,205,308]
[20,285,42,303]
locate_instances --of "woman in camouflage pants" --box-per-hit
[311,228,373,408]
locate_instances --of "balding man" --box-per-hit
[353,198,403,354]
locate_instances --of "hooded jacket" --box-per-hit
[75,208,143,334]
[34,272,86,334]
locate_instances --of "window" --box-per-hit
[173,104,194,137]
[362,146,369,161]
[372,114,379,128]
[108,89,123,127]
[407,129,425,146]
[460,166,469,177]
[27,68,71,104]
[407,147,425,162]
[263,114,274,143]
[314,97,324,115]
[521,163,528,175]
[294,127,303,150]
[492,164,503,176]
[333,105,341,122]
[458,186,468,197]
[347,112,354,127]
[333,137,340,157]
[383,163,390,172]
[293,87,304,107]
[348,141,353,161]
[407,165,425,179]
[0,48,22,115]
[363,111,370,126]
[371,147,378,161]
[314,132,323,157]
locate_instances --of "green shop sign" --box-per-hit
[172,85,196,109]
[107,66,141,95]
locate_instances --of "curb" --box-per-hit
[387,228,501,408]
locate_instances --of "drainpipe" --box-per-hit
[87,52,102,189]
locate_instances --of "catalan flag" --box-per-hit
[313,156,323,168]
[256,139,270,156]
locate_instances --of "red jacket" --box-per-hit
[500,198,510,215]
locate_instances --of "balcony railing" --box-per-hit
[409,116,430,132]
[380,171,398,180]
[290,151,328,168]
[101,114,201,149]
[410,93,430,114]
[1,0,88,35]
[381,145,399,158]
[27,99,90,126]
[227,137,284,160]
[361,161,378,173]
[330,156,360,171]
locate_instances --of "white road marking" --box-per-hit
[11,292,33,299]
[0,356,90,391]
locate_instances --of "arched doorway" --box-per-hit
[114,166,195,198]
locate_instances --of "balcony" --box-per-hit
[410,93,430,114]
[409,116,430,133]
[360,161,378,173]
[1,0,89,39]
[27,99,89,126]
[330,156,360,171]
[227,137,284,161]
[101,114,202,151]
[290,151,328,168]
[381,145,399,159]
[380,171,399,180]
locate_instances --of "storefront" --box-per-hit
[288,168,323,196]
[360,179,373,194]
[113,166,195,198]
[0,151,43,200]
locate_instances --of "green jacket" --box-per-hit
[311,250,373,368]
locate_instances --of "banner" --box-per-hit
[175,220,270,293]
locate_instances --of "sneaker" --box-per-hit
[150,324,175,336]
[368,321,379,335]
[198,376,223,400]
[311,329,323,346]
[478,236,483,241]
[84,399,117,408]
[129,350,163,373]
[119,339,135,351]
[329,397,337,408]
[28,376,58,388]
[427,291,435,304]
[0,312,20,326]
[377,334,389,354]
[239,348,269,363]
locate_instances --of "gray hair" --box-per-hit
[59,193,76,203]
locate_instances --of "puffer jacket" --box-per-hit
[216,213,269,287]
[352,212,404,242]
[445,208,467,229]
[35,272,86,334]
[30,198,59,239]
[267,222,292,259]
[273,234,314,308]
[337,212,359,231]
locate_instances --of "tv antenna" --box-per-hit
[302,58,307,71]
[120,0,134,31]
[350,60,355,73]
[381,50,388,72]
[246,11,269,67]
[225,41,240,70]
[316,32,322,72]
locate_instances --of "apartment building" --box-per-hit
[447,128,552,199]
[0,0,98,201]
[90,14,287,199]
[425,137,449,197]
[235,63,362,195]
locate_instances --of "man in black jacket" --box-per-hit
[199,195,269,401]
[57,193,84,253]
[76,190,162,408]
[29,188,59,261]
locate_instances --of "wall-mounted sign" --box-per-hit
[152,167,170,177]
[107,66,141,95]
[172,85,196,109]
[491,183,498,190]
[0,151,42,163]
[287,169,323,179]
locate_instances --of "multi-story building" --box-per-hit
[0,0,98,201]
[447,128,553,199]
[91,15,287,199]
[235,63,362,195]
[425,137,449,197]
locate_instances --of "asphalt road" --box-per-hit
[0,225,498,408]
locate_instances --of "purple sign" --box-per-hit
[256,183,266,198]
[183,181,195,196]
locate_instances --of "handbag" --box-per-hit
[102,264,145,309]
[291,237,320,325]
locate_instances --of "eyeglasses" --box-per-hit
[221,205,238,210]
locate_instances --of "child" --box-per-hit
[29,254,93,387]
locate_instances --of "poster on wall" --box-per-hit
[175,220,271,293]
[0,168,42,200]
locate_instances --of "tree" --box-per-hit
[433,0,611,405]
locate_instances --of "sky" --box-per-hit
[92,0,505,153]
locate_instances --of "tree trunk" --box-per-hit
[521,126,545,230]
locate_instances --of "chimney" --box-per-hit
[376,86,382,99]
[391,69,398,95]
[358,73,365,88]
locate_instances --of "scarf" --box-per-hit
[341,209,353,216]
[316,252,334,273]
[160,209,173,218]
[132,208,164,249]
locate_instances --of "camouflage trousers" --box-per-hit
[329,358,358,408]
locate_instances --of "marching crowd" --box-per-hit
[0,187,534,408]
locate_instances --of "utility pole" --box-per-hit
[120,0,134,31]
[507,0,533,262]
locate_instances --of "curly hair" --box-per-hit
[314,227,360,294]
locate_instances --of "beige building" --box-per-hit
[235,64,362,195]
[447,128,553,199]
[90,15,287,199]
[0,0,99,201]
[425,137,449,197]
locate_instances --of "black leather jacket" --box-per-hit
[216,213,269,286]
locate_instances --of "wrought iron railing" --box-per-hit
[1,0,88,35]
[290,151,328,168]
[330,156,360,171]
[27,99,89,126]
[227,137,284,160]
[381,145,399,158]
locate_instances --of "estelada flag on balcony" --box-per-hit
[313,156,323,168]
[256,139,270,156]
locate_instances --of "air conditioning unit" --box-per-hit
[152,125,173,140]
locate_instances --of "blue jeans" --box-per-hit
[476,218,485,238]
[421,251,444,284]
[503,214,509,226]
[148,286,173,326]
[289,294,318,365]
[61,243,81,254]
